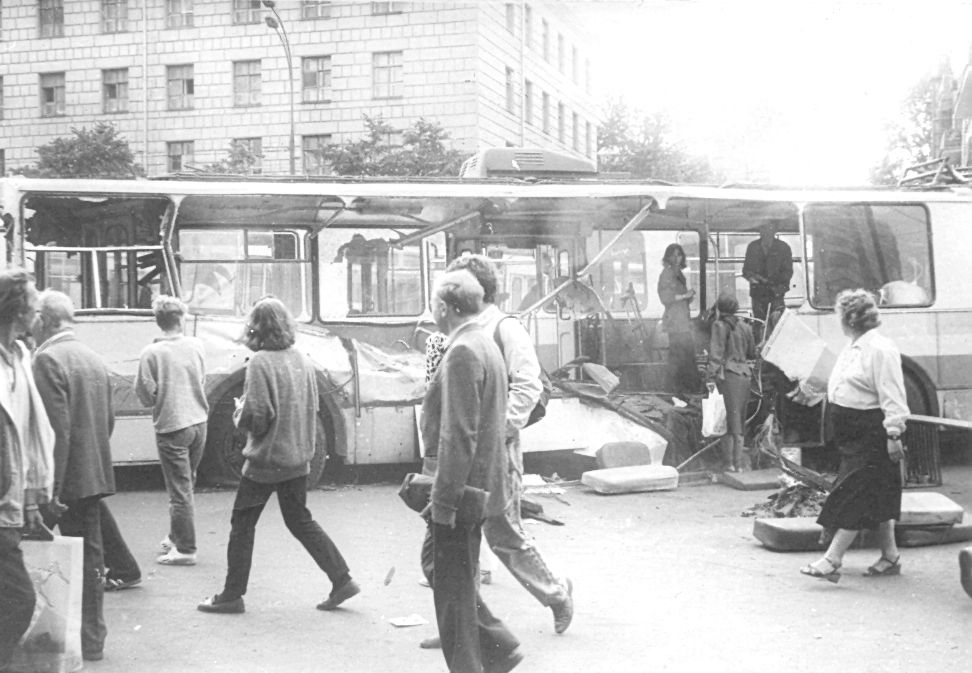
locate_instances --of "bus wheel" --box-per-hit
[198,387,328,489]
[903,368,935,418]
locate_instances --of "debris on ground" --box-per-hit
[742,475,828,518]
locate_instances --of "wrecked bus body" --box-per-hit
[0,174,962,483]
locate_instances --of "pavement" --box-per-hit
[83,465,972,673]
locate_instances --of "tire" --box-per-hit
[198,385,329,489]
[902,361,937,418]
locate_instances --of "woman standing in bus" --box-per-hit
[198,297,358,614]
[657,244,699,396]
[800,289,909,582]
[705,293,756,472]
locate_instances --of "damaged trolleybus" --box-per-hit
[0,159,964,481]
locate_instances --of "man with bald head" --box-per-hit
[32,290,118,662]
[422,270,522,673]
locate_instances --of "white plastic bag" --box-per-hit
[701,388,727,437]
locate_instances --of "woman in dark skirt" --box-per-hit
[800,289,909,582]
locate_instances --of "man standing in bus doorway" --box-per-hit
[135,296,209,566]
[0,269,54,672]
[742,219,793,341]
[31,290,118,662]
[447,254,574,635]
[423,269,522,673]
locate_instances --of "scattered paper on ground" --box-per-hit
[389,613,429,627]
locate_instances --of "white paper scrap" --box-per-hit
[389,613,429,628]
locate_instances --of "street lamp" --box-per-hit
[263,0,296,175]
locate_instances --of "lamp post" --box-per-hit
[263,0,296,175]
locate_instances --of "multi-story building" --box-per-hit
[0,1,601,176]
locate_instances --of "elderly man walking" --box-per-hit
[423,269,522,673]
[0,269,54,672]
[31,290,116,662]
[135,295,209,566]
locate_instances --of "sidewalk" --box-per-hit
[88,466,972,673]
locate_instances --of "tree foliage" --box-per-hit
[323,116,465,176]
[870,75,938,186]
[200,140,263,175]
[16,122,143,178]
[597,100,719,183]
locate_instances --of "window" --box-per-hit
[179,228,309,318]
[505,67,515,115]
[0,150,5,176]
[371,2,404,14]
[557,33,564,73]
[571,112,579,151]
[39,0,64,37]
[167,141,194,172]
[318,228,438,317]
[102,0,127,33]
[102,68,128,113]
[541,19,549,61]
[585,58,591,93]
[302,134,332,175]
[372,51,402,99]
[524,5,532,47]
[40,72,65,117]
[524,80,533,126]
[167,65,194,110]
[571,46,578,83]
[232,137,262,174]
[585,121,592,157]
[166,0,193,28]
[232,0,261,24]
[541,91,550,134]
[0,77,4,121]
[805,204,933,308]
[505,3,515,33]
[233,60,261,107]
[301,1,331,19]
[302,56,331,102]
[557,102,564,143]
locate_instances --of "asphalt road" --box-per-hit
[83,466,972,673]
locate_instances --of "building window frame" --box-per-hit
[232,0,261,25]
[505,67,516,115]
[524,80,533,126]
[166,0,194,28]
[302,134,332,175]
[541,19,549,61]
[39,0,64,38]
[372,51,403,99]
[371,2,404,14]
[166,64,194,110]
[557,102,565,144]
[557,33,564,73]
[102,68,129,114]
[102,0,128,34]
[524,4,532,48]
[301,55,332,103]
[233,137,263,174]
[301,1,332,19]
[542,91,550,135]
[39,72,66,117]
[167,141,194,173]
[233,60,261,107]
[505,3,516,34]
[571,111,579,151]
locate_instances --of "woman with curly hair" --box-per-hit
[800,289,909,583]
[198,297,358,614]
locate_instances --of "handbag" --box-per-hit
[398,472,489,525]
[701,387,728,437]
[10,535,84,673]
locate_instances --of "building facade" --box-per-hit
[0,0,601,176]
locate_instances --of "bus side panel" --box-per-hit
[346,406,418,465]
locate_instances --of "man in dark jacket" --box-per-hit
[422,270,522,673]
[742,219,793,337]
[32,290,117,662]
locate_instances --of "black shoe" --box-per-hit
[486,647,524,673]
[419,636,441,649]
[961,547,972,599]
[83,650,104,661]
[316,579,360,610]
[197,594,245,614]
[104,576,142,592]
[551,578,573,634]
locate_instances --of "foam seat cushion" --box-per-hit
[581,465,679,494]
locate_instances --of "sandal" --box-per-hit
[864,555,901,577]
[800,557,841,583]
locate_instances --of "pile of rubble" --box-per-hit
[742,477,828,518]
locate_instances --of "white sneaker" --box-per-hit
[158,536,174,555]
[157,548,196,566]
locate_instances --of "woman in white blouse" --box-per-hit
[800,289,909,582]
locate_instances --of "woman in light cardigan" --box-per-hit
[801,289,909,582]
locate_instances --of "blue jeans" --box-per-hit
[101,501,140,582]
[156,422,206,554]
[221,475,350,601]
[56,497,106,657]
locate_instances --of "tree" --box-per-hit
[597,99,719,183]
[322,115,464,176]
[870,74,938,186]
[16,122,143,178]
[200,140,263,175]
